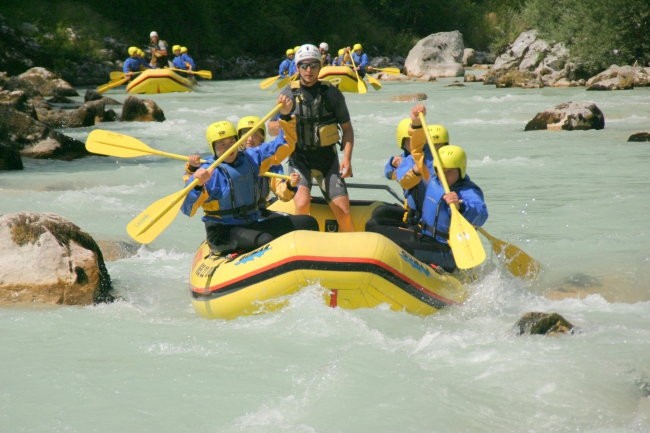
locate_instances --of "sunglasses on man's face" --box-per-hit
[298,62,321,70]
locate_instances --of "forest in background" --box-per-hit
[0,0,648,78]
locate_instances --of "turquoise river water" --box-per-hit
[1,76,649,432]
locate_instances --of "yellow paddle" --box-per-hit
[371,67,401,75]
[97,76,130,93]
[169,68,212,79]
[110,70,126,81]
[260,75,281,90]
[366,75,382,90]
[107,70,145,83]
[85,129,290,181]
[126,103,283,244]
[478,228,541,279]
[419,112,486,269]
[275,73,297,90]
[348,52,367,94]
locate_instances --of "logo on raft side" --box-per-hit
[399,250,431,277]
[235,244,271,265]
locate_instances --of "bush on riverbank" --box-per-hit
[0,0,648,82]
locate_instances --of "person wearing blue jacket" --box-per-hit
[366,107,448,231]
[351,43,369,77]
[367,106,485,272]
[123,46,151,76]
[182,96,318,255]
[180,46,196,70]
[171,45,186,69]
[236,115,300,213]
[413,144,488,271]
[278,48,296,77]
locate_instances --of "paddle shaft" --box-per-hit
[169,67,212,79]
[348,53,367,94]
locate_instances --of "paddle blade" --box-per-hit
[367,76,382,90]
[109,71,125,81]
[86,129,154,158]
[276,74,296,90]
[194,69,212,79]
[377,67,401,75]
[126,189,186,244]
[478,228,541,279]
[447,208,486,269]
[97,76,129,93]
[260,75,280,89]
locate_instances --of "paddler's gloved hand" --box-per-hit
[408,104,427,152]
[186,153,202,173]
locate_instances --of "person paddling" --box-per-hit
[279,48,296,78]
[367,115,487,272]
[181,95,318,255]
[123,46,152,77]
[236,115,300,214]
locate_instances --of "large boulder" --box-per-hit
[0,212,114,305]
[15,67,78,97]
[404,31,465,79]
[484,30,581,88]
[586,64,650,90]
[525,101,605,131]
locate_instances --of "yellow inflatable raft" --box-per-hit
[318,66,362,93]
[189,197,468,320]
[126,69,194,94]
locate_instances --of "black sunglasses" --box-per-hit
[298,62,321,70]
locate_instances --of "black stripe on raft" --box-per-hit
[191,258,451,309]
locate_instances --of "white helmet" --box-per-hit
[295,44,321,65]
[319,42,329,52]
[149,31,158,38]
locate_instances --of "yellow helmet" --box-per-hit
[286,48,294,56]
[427,124,449,145]
[205,121,237,152]
[172,45,181,53]
[338,48,344,56]
[136,48,145,57]
[294,45,301,53]
[237,116,265,140]
[128,46,138,56]
[395,118,411,149]
[438,145,467,178]
[353,43,363,51]
[181,46,188,53]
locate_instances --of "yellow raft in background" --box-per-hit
[318,66,363,93]
[126,69,194,94]
[189,197,468,320]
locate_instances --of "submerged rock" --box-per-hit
[515,312,574,335]
[628,132,650,142]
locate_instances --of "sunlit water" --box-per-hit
[1,77,649,433]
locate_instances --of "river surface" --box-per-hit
[1,76,649,432]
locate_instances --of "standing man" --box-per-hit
[148,31,169,68]
[319,42,331,66]
[280,43,355,232]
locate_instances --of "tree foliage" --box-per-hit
[0,0,647,76]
